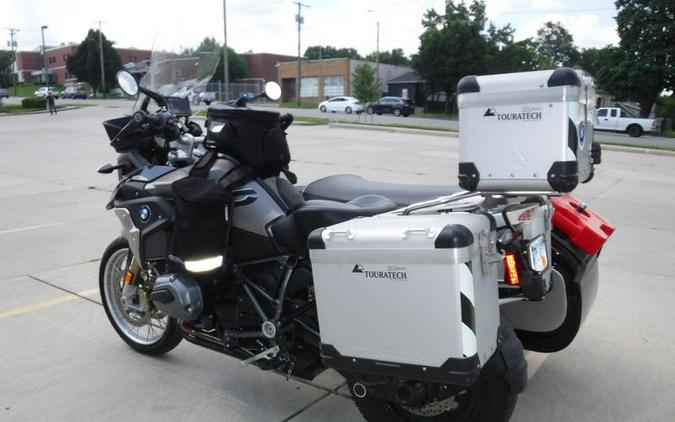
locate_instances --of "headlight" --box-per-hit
[527,236,548,272]
[184,255,223,273]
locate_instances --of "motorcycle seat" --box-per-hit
[301,174,465,206]
[270,194,398,254]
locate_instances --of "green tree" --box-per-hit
[365,48,411,66]
[484,24,538,73]
[304,45,362,60]
[210,47,249,82]
[352,63,379,103]
[596,0,675,117]
[535,21,579,68]
[576,48,604,76]
[414,0,488,112]
[196,37,220,53]
[0,50,14,87]
[66,29,122,94]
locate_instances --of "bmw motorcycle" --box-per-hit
[98,46,613,422]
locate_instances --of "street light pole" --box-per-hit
[294,1,309,107]
[367,10,380,91]
[40,25,48,89]
[223,0,229,101]
[97,21,106,98]
[5,27,19,96]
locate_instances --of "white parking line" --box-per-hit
[0,222,63,235]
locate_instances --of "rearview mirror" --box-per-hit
[264,81,281,101]
[116,70,139,96]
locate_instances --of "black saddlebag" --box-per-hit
[169,151,231,272]
[204,107,291,178]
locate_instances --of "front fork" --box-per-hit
[120,254,152,314]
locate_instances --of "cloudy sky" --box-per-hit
[2,0,620,56]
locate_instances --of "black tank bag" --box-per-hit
[169,150,232,272]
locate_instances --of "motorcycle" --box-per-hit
[98,46,613,421]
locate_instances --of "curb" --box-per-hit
[599,143,675,157]
[0,106,81,117]
[329,122,457,137]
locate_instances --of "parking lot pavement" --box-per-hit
[1,106,675,421]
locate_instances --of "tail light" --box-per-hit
[503,253,521,286]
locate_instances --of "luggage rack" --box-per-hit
[399,190,560,216]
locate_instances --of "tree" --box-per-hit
[304,45,362,60]
[576,48,604,76]
[484,24,538,74]
[0,50,14,87]
[535,21,579,68]
[66,30,122,94]
[352,63,379,102]
[211,47,249,83]
[596,0,675,117]
[196,37,220,53]
[414,0,488,112]
[365,48,411,66]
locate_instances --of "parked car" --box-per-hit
[318,96,364,114]
[595,107,656,137]
[60,86,87,99]
[34,87,59,99]
[366,96,415,117]
[0,88,8,99]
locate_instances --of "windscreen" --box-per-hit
[133,35,220,111]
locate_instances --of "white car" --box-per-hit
[318,96,364,114]
[34,87,59,99]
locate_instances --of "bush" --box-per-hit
[21,98,47,109]
[656,96,675,129]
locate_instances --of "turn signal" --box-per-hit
[504,253,520,286]
[124,271,135,285]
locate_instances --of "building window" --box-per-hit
[300,77,319,98]
[48,56,56,64]
[324,75,344,97]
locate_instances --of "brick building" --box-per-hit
[240,52,297,85]
[276,58,412,103]
[15,45,151,86]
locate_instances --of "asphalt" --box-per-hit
[1,105,674,421]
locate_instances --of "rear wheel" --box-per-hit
[99,237,182,355]
[349,322,522,422]
[345,106,353,114]
[394,109,402,117]
[627,124,642,137]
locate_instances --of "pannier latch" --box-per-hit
[479,229,500,276]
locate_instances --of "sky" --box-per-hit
[2,0,620,56]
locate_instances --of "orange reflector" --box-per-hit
[504,253,520,286]
[124,271,134,285]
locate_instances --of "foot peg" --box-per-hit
[240,345,280,367]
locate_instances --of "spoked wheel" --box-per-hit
[99,237,182,355]
[348,321,523,422]
[350,377,516,422]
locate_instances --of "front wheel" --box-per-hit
[99,237,182,355]
[320,105,327,112]
[393,108,402,117]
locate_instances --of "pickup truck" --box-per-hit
[595,107,656,137]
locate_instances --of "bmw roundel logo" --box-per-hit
[139,205,152,222]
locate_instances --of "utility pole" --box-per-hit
[96,21,106,98]
[5,27,19,96]
[40,25,48,90]
[367,10,380,91]
[294,1,309,107]
[223,0,229,100]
